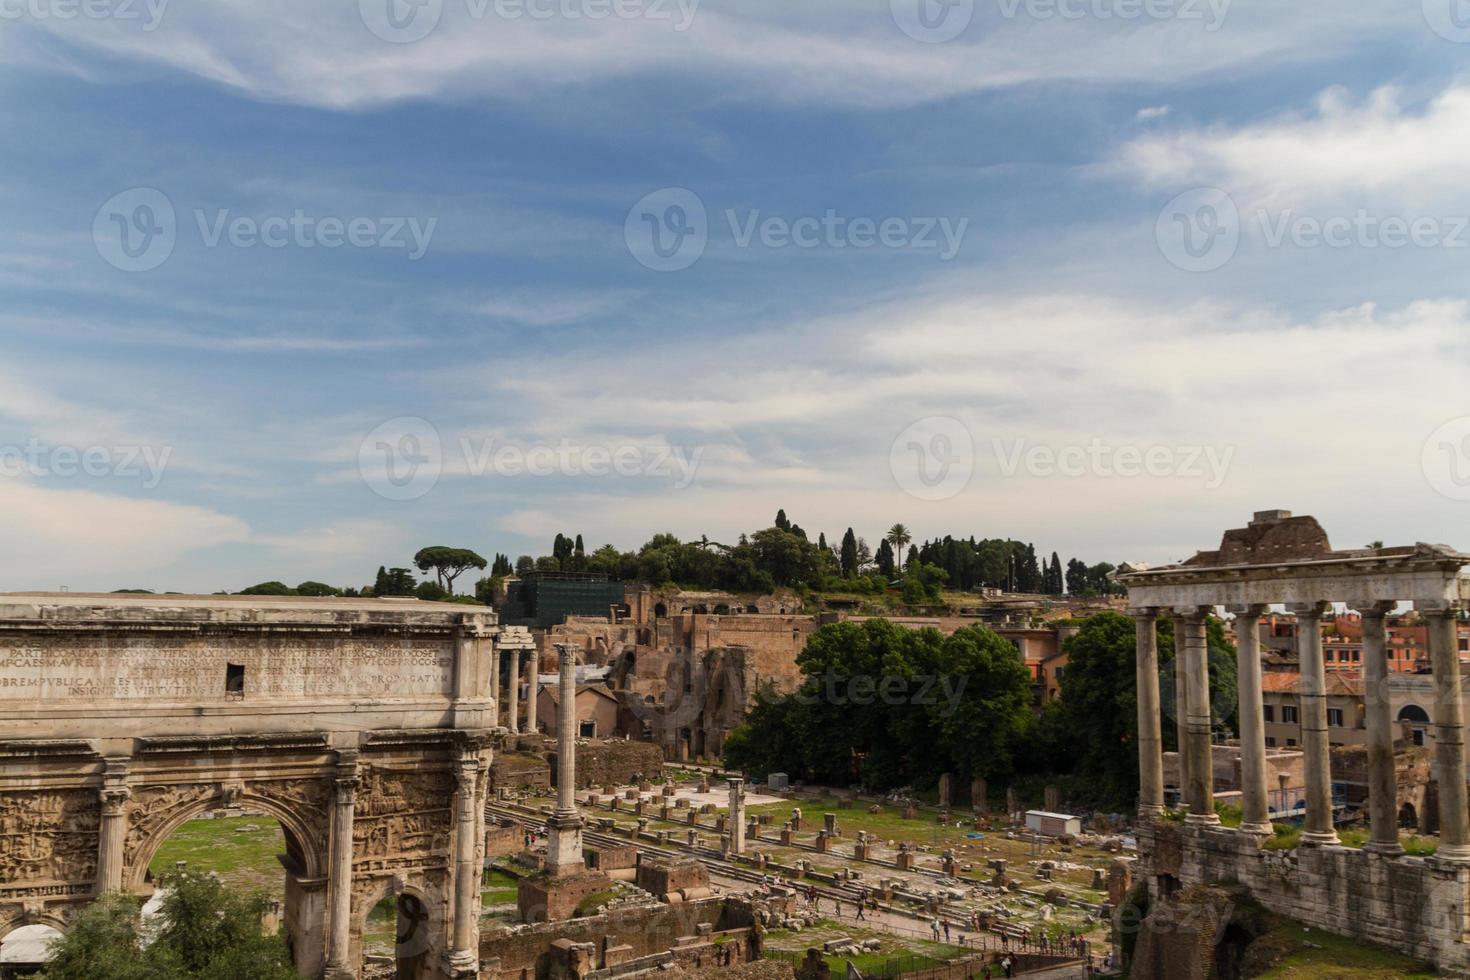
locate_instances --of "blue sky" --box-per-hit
[3,0,1470,592]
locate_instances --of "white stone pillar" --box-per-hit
[446,754,482,977]
[95,757,131,894]
[1352,602,1403,856]
[1291,602,1338,846]
[1228,604,1271,834]
[1177,608,1218,826]
[546,645,584,875]
[1130,609,1164,820]
[728,778,747,853]
[488,639,501,728]
[526,652,539,734]
[507,649,521,734]
[324,752,359,980]
[1423,601,1470,863]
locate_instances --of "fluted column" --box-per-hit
[1228,604,1271,834]
[1354,601,1402,856]
[1176,607,1218,825]
[446,754,482,977]
[1130,608,1164,820]
[95,757,131,894]
[507,649,521,734]
[545,644,584,876]
[324,751,360,980]
[1423,601,1470,862]
[1291,602,1338,845]
[526,652,539,734]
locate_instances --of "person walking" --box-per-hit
[931,917,941,941]
[855,900,865,921]
[943,921,950,942]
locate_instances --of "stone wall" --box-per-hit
[491,753,552,792]
[1138,820,1470,972]
[566,741,666,789]
[481,894,760,980]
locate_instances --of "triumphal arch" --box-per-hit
[0,592,503,979]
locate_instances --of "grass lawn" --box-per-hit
[1245,922,1437,979]
[148,815,286,898]
[763,918,970,975]
[482,869,520,907]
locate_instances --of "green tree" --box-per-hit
[875,539,895,579]
[43,873,301,980]
[237,582,293,596]
[294,581,339,597]
[885,524,911,571]
[412,546,487,595]
[839,528,859,579]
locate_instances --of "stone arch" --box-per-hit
[1399,704,1430,723]
[1,913,70,938]
[351,873,444,979]
[124,788,326,891]
[654,603,668,619]
[1399,802,1418,828]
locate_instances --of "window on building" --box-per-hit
[1327,708,1343,727]
[1282,705,1299,724]
[1265,737,1277,748]
[579,720,596,738]
[225,663,245,698]
[1262,706,1274,722]
[1286,738,1298,747]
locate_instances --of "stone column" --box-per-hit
[1171,614,1193,812]
[95,757,131,894]
[1228,604,1271,834]
[526,652,540,735]
[507,649,521,734]
[488,639,501,728]
[729,778,746,854]
[546,645,584,875]
[446,754,482,977]
[1291,602,1338,846]
[324,751,360,980]
[1423,601,1470,863]
[1351,602,1403,856]
[1176,607,1218,825]
[1131,609,1164,821]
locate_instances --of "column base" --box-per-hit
[1432,843,1470,865]
[1184,812,1221,827]
[324,967,355,980]
[1137,804,1165,823]
[1300,830,1341,847]
[1238,822,1273,836]
[445,949,480,978]
[1363,840,1406,858]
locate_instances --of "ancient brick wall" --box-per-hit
[1137,821,1470,972]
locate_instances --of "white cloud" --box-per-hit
[1115,83,1470,209]
[0,481,249,590]
[8,0,1418,111]
[1135,105,1170,121]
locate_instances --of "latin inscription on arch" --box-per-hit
[0,635,454,703]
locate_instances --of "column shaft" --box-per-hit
[557,649,576,811]
[1231,606,1270,833]
[729,779,747,853]
[507,650,521,734]
[325,759,358,979]
[448,757,482,974]
[96,792,130,893]
[526,653,539,734]
[1426,606,1470,861]
[488,642,501,728]
[1358,605,1403,856]
[1180,610,1218,825]
[1172,618,1193,812]
[1132,610,1164,819]
[1294,604,1338,845]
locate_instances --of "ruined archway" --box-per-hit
[353,875,446,980]
[0,593,498,980]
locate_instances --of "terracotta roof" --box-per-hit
[1260,671,1362,696]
